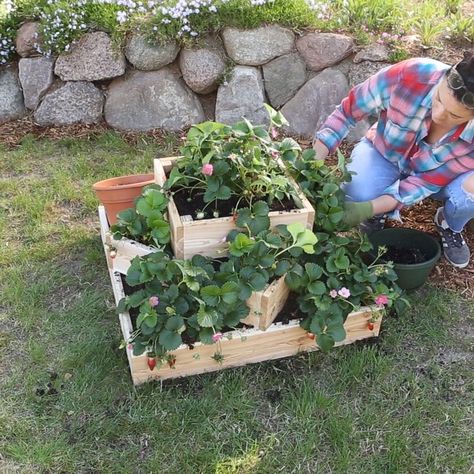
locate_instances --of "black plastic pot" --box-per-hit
[369,228,441,290]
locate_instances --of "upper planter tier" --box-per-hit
[154,157,315,260]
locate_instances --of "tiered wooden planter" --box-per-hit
[99,159,383,385]
[154,157,315,260]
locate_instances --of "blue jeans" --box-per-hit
[343,139,474,232]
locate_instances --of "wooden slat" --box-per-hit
[242,276,290,330]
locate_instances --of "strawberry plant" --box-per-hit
[110,184,171,249]
[118,202,319,363]
[281,146,408,351]
[162,105,304,220]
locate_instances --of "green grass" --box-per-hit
[1,131,473,473]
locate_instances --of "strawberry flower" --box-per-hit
[212,332,223,342]
[329,289,338,298]
[375,294,389,306]
[149,296,160,307]
[202,163,214,176]
[337,287,351,298]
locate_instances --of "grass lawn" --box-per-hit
[0,131,473,473]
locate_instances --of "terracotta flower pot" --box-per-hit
[93,173,154,225]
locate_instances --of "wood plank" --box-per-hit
[242,276,290,330]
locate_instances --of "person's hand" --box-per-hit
[312,139,329,161]
[342,201,374,228]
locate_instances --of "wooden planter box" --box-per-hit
[106,264,383,386]
[154,157,315,260]
[98,205,289,330]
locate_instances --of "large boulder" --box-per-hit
[15,22,41,58]
[215,66,268,126]
[104,68,205,131]
[124,35,180,71]
[19,57,54,109]
[296,33,354,71]
[0,67,26,123]
[222,25,295,66]
[179,36,226,94]
[34,81,104,125]
[281,68,349,138]
[262,52,307,108]
[348,61,391,87]
[55,32,126,81]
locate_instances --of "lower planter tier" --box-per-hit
[99,205,290,330]
[108,267,383,386]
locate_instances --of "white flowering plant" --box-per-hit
[0,0,328,60]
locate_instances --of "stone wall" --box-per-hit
[0,23,392,139]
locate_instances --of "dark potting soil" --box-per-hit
[172,188,296,220]
[382,245,429,264]
[271,294,303,325]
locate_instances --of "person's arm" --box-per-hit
[342,195,399,228]
[315,61,407,155]
[312,138,329,160]
[385,156,473,207]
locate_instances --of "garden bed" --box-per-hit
[106,254,383,385]
[154,157,315,259]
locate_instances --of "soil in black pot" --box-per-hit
[172,188,296,220]
[382,245,429,264]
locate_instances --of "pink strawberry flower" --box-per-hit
[271,151,280,159]
[202,163,214,176]
[212,332,223,342]
[338,287,351,298]
[375,294,389,307]
[329,289,338,298]
[149,296,160,307]
[270,128,279,139]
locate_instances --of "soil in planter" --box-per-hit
[172,188,297,220]
[381,245,429,264]
[272,295,302,325]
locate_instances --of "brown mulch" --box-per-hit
[0,115,182,149]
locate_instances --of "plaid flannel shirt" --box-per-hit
[316,58,474,207]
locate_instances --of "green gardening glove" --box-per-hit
[342,201,374,228]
